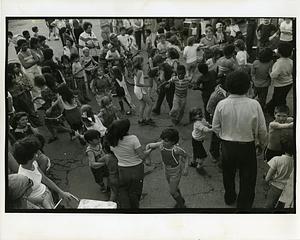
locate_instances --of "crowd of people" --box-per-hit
[7,18,294,210]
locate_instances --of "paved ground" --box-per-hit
[7,19,294,209]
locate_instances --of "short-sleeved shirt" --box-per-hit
[192,120,211,141]
[280,21,293,42]
[18,161,46,199]
[172,76,190,98]
[268,154,294,190]
[251,60,273,87]
[236,50,248,65]
[200,36,218,47]
[257,23,277,44]
[86,144,105,169]
[183,44,201,63]
[110,135,143,167]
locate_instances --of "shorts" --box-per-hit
[90,166,109,185]
[192,138,207,159]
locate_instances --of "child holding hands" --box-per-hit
[146,128,188,208]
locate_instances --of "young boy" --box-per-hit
[117,27,130,53]
[264,135,294,209]
[71,53,90,103]
[168,64,192,125]
[146,128,188,208]
[80,47,98,89]
[265,105,293,162]
[84,129,109,193]
[32,26,39,38]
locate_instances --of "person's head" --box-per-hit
[7,62,22,76]
[258,48,273,63]
[81,104,95,126]
[212,48,223,61]
[100,95,113,109]
[37,35,47,46]
[102,40,109,48]
[234,39,245,51]
[149,48,158,58]
[205,26,214,37]
[191,22,197,28]
[109,33,118,43]
[43,48,54,60]
[11,112,28,129]
[159,63,173,81]
[277,42,293,58]
[82,47,90,57]
[43,73,57,91]
[84,129,101,145]
[160,128,179,147]
[17,39,28,51]
[34,75,46,88]
[8,174,34,208]
[159,34,166,43]
[216,22,223,32]
[167,47,179,60]
[70,53,80,63]
[13,137,40,165]
[274,105,290,123]
[263,18,271,25]
[176,64,186,79]
[72,19,79,28]
[41,66,52,74]
[284,18,292,24]
[61,54,71,65]
[133,55,144,70]
[65,38,74,47]
[22,30,30,40]
[120,27,126,35]
[170,27,177,34]
[280,134,294,156]
[145,29,151,37]
[29,37,40,49]
[32,26,38,33]
[157,27,165,35]
[57,83,74,104]
[106,119,130,147]
[83,21,92,33]
[197,63,209,76]
[187,36,195,46]
[127,28,134,36]
[60,27,67,34]
[223,44,235,58]
[8,31,13,39]
[189,107,203,123]
[111,66,122,80]
[226,71,250,95]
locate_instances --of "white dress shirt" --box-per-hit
[212,94,267,145]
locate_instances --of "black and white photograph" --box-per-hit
[5,17,295,212]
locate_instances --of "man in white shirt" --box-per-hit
[212,71,267,209]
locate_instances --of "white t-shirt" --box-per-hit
[85,115,107,137]
[280,21,293,42]
[183,44,201,63]
[236,50,248,65]
[110,135,143,167]
[192,120,211,141]
[268,154,294,190]
[18,161,46,199]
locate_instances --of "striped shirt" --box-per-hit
[172,76,190,98]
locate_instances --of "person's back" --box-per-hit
[270,57,293,87]
[252,59,273,87]
[216,56,237,76]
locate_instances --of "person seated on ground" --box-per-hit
[14,136,73,209]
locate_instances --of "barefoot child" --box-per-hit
[189,108,213,173]
[146,128,188,208]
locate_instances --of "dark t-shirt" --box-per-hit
[257,23,277,44]
[197,70,217,95]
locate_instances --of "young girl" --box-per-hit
[133,55,155,126]
[183,36,203,79]
[80,47,98,89]
[200,26,218,48]
[235,39,250,73]
[146,128,188,208]
[251,48,273,109]
[189,108,213,174]
[80,104,107,137]
[111,66,134,115]
[56,83,85,144]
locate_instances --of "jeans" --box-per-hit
[169,95,186,124]
[221,140,257,209]
[118,163,144,209]
[266,84,293,115]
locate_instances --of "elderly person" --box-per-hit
[106,119,151,208]
[8,174,40,209]
[79,21,100,62]
[212,71,267,209]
